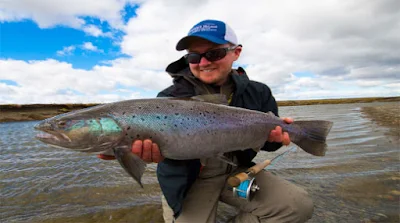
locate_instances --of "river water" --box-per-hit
[1,102,399,222]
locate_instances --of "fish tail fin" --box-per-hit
[292,121,333,156]
[113,146,146,188]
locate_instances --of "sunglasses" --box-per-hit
[184,45,241,64]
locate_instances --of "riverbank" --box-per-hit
[1,96,399,123]
[361,104,399,144]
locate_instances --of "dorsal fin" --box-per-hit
[170,94,229,105]
[191,94,229,105]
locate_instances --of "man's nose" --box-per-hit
[198,56,211,66]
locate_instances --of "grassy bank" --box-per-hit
[1,96,399,123]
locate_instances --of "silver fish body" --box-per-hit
[35,95,333,186]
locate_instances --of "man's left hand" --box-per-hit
[268,117,293,146]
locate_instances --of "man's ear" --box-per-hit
[233,45,242,60]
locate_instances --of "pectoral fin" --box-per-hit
[113,146,146,188]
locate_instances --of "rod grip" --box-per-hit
[227,160,271,187]
[248,160,271,174]
[227,172,248,187]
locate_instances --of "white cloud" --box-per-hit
[82,24,113,37]
[0,58,170,104]
[82,42,103,53]
[0,0,132,36]
[56,42,104,56]
[56,45,76,56]
[0,0,399,104]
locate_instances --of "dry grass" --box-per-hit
[277,96,400,106]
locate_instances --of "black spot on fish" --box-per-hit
[125,133,128,136]
[132,115,136,118]
[156,106,160,109]
[175,113,179,116]
[127,126,131,130]
[138,107,142,109]
[141,118,145,121]
[122,112,126,115]
[157,116,161,119]
[160,129,164,132]
[136,134,140,138]
[174,124,177,127]
[149,136,153,139]
[164,116,168,119]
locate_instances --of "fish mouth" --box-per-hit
[34,125,72,144]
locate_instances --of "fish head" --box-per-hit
[34,113,123,151]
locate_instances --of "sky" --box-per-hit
[0,0,399,104]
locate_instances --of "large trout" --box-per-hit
[35,95,333,187]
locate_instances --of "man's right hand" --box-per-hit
[97,139,164,163]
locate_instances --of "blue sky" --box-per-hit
[1,20,124,69]
[0,0,398,104]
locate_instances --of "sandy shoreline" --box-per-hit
[361,103,400,144]
[1,96,399,123]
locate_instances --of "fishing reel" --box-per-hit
[229,146,297,201]
[232,177,260,201]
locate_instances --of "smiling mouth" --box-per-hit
[200,68,215,72]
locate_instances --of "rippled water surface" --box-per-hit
[1,102,399,222]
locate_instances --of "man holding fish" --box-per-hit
[99,19,314,222]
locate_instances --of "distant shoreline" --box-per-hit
[0,96,399,123]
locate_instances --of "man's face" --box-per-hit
[186,39,242,86]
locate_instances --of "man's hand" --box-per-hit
[267,117,293,146]
[131,139,164,163]
[97,139,164,163]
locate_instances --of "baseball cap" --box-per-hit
[176,19,238,51]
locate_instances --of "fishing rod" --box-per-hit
[228,146,298,200]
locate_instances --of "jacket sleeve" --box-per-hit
[260,85,283,152]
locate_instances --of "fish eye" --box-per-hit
[57,121,67,127]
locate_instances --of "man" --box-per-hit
[99,19,314,223]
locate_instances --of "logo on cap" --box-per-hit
[189,24,219,34]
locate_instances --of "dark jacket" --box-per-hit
[156,57,282,218]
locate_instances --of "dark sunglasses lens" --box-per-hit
[205,48,227,62]
[186,53,201,64]
[185,48,229,64]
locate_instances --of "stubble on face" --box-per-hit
[186,39,240,86]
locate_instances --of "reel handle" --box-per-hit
[227,159,271,187]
